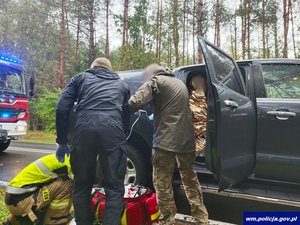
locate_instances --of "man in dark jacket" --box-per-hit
[55,58,130,225]
[128,64,208,225]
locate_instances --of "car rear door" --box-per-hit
[198,37,256,190]
[254,62,300,184]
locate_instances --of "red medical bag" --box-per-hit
[92,185,160,225]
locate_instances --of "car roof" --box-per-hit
[117,58,300,79]
[237,58,300,65]
[174,58,300,72]
[117,70,144,80]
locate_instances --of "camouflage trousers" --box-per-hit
[152,149,209,225]
[6,177,73,225]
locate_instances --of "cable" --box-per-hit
[126,110,153,141]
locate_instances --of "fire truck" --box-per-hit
[0,53,34,152]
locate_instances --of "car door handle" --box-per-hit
[224,100,238,109]
[267,111,296,117]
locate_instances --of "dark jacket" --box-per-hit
[128,71,195,153]
[56,68,130,144]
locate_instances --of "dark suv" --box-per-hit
[118,37,300,222]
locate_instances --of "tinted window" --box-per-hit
[206,44,243,94]
[262,64,300,99]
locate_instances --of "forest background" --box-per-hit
[0,0,299,134]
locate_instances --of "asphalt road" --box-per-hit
[1,142,299,225]
[0,141,56,181]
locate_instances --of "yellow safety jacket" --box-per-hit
[6,154,72,195]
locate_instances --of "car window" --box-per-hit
[261,64,300,99]
[222,76,238,91]
[206,44,243,95]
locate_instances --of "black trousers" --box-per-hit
[70,116,127,225]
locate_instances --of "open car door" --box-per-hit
[198,37,256,191]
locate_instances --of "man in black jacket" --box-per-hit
[55,58,130,225]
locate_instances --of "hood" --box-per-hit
[154,69,174,78]
[85,68,120,80]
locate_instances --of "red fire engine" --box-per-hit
[0,53,34,152]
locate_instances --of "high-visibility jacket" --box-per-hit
[6,154,72,195]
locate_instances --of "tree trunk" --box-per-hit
[2,0,8,50]
[155,0,160,62]
[266,26,270,58]
[182,0,186,65]
[75,2,81,64]
[274,0,279,58]
[257,25,261,58]
[158,0,163,63]
[105,0,110,59]
[65,3,72,64]
[172,0,180,66]
[289,0,297,58]
[234,9,238,59]
[186,8,189,64]
[214,0,221,47]
[58,0,65,89]
[246,0,251,59]
[241,0,246,59]
[230,25,235,57]
[168,31,172,67]
[192,0,196,63]
[122,0,129,47]
[283,0,290,58]
[262,0,266,58]
[88,0,96,65]
[197,0,203,63]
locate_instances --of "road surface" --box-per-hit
[0,142,56,182]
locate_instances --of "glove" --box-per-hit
[55,144,71,163]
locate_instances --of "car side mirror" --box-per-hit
[29,75,35,97]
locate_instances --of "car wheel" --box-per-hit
[0,140,10,152]
[125,145,152,186]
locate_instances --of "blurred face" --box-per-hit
[192,76,207,93]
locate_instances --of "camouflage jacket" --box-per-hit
[189,90,207,153]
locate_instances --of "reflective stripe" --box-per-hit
[95,203,100,220]
[49,199,71,210]
[6,185,37,194]
[34,160,58,179]
[121,208,127,225]
[151,209,161,221]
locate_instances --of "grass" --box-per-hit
[21,130,56,144]
[0,188,8,223]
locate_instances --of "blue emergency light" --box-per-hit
[0,55,21,64]
[1,113,10,118]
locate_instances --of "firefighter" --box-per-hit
[4,154,73,225]
[128,64,209,225]
[55,58,130,225]
[189,74,208,155]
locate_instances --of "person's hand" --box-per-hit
[55,144,71,163]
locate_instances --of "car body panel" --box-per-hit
[198,36,256,190]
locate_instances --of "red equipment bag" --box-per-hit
[92,185,160,225]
